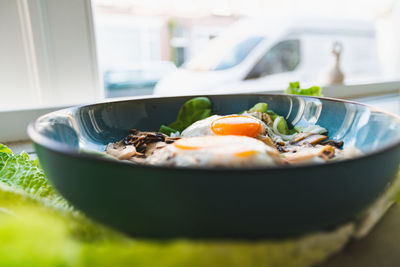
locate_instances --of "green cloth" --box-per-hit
[0,146,399,267]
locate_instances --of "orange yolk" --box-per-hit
[174,136,234,150]
[210,115,262,137]
[234,150,258,157]
[173,136,261,158]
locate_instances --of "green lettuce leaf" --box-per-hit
[0,148,68,209]
[286,81,322,97]
[159,97,212,135]
[0,144,12,154]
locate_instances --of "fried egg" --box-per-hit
[181,114,266,138]
[146,135,280,167]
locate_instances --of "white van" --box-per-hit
[154,17,381,95]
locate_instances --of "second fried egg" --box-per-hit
[146,135,280,167]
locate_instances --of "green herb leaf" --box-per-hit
[293,125,305,133]
[249,102,268,113]
[0,150,68,209]
[275,116,290,135]
[285,81,322,97]
[159,125,178,136]
[266,110,278,120]
[160,97,212,134]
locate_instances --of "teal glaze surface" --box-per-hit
[28,94,400,238]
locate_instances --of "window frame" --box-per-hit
[1,0,102,111]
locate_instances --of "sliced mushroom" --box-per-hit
[108,130,181,160]
[280,143,312,153]
[316,145,336,160]
[258,135,276,148]
[320,140,344,149]
[106,144,137,160]
[293,132,314,143]
[298,134,328,145]
[283,145,335,164]
[118,146,137,159]
[261,112,274,127]
[145,142,164,157]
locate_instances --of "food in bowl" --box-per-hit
[28,92,400,238]
[106,97,358,167]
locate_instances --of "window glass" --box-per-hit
[246,39,300,80]
[184,35,264,71]
[89,1,400,97]
[214,36,264,70]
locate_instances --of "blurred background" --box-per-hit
[93,0,400,97]
[3,0,400,142]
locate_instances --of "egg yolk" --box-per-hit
[173,136,262,158]
[210,115,262,137]
[234,150,258,157]
[174,136,234,150]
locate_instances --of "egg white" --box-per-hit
[181,114,266,137]
[181,115,221,137]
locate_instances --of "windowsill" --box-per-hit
[4,141,35,158]
[0,105,71,143]
[247,80,400,99]
[319,80,400,99]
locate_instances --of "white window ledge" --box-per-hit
[251,80,400,99]
[0,105,70,143]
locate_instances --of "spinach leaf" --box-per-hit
[159,97,212,135]
[159,125,179,136]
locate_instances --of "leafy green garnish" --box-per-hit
[159,97,212,135]
[285,81,322,97]
[266,110,278,120]
[249,102,268,113]
[294,125,305,133]
[0,147,68,209]
[159,125,179,136]
[275,116,290,135]
[246,105,292,135]
[0,144,12,154]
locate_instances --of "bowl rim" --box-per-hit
[27,93,400,172]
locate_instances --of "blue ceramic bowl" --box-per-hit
[28,94,400,238]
